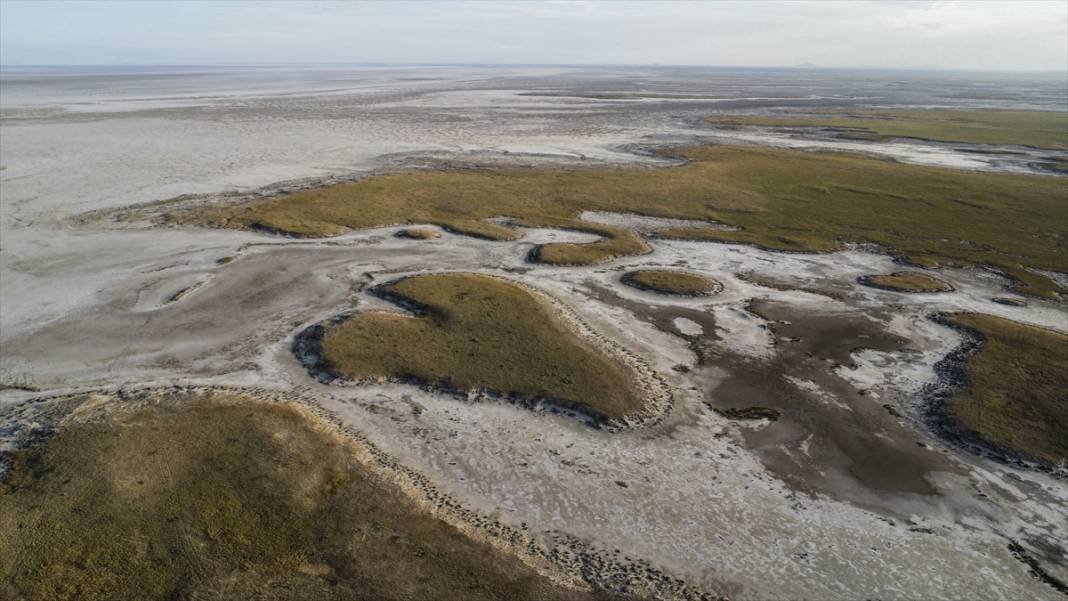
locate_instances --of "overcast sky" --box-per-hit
[1,0,1066,71]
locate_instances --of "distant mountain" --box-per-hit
[794,62,820,69]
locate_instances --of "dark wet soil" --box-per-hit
[590,282,961,512]
[587,282,719,347]
[712,300,960,500]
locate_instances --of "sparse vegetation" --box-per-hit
[712,109,1068,150]
[859,271,955,293]
[621,270,720,296]
[396,227,442,240]
[941,313,1068,465]
[0,383,41,393]
[172,144,1068,296]
[522,218,649,266]
[322,273,644,420]
[0,393,625,601]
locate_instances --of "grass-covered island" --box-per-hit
[320,273,647,421]
[396,227,442,240]
[621,270,721,296]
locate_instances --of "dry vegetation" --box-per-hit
[859,271,955,293]
[322,273,644,421]
[396,227,442,240]
[712,406,782,421]
[711,109,1068,150]
[941,313,1068,465]
[172,144,1068,297]
[621,270,720,296]
[0,393,628,601]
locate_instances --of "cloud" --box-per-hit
[1,0,1064,71]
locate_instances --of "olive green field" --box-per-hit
[322,273,644,421]
[942,313,1068,466]
[171,144,1068,297]
[0,394,629,601]
[711,109,1068,150]
[621,270,720,296]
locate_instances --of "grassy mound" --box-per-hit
[0,393,624,601]
[712,109,1068,150]
[396,227,442,240]
[859,271,955,293]
[322,273,644,421]
[941,314,1068,465]
[621,270,720,296]
[174,144,1068,297]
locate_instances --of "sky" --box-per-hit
[1,0,1066,72]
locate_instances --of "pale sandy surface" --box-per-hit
[2,66,1066,600]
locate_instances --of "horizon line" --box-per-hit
[2,61,1066,75]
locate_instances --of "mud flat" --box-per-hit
[4,220,1067,599]
[589,286,961,500]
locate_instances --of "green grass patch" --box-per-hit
[859,271,955,293]
[941,314,1068,465]
[0,394,622,601]
[712,109,1068,150]
[621,270,720,296]
[322,273,643,421]
[173,144,1068,297]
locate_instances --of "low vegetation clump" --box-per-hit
[621,270,720,296]
[396,227,442,240]
[521,218,649,266]
[711,109,1068,150]
[858,271,955,293]
[941,313,1068,465]
[0,393,624,601]
[172,143,1068,296]
[322,273,644,420]
[712,406,782,421]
